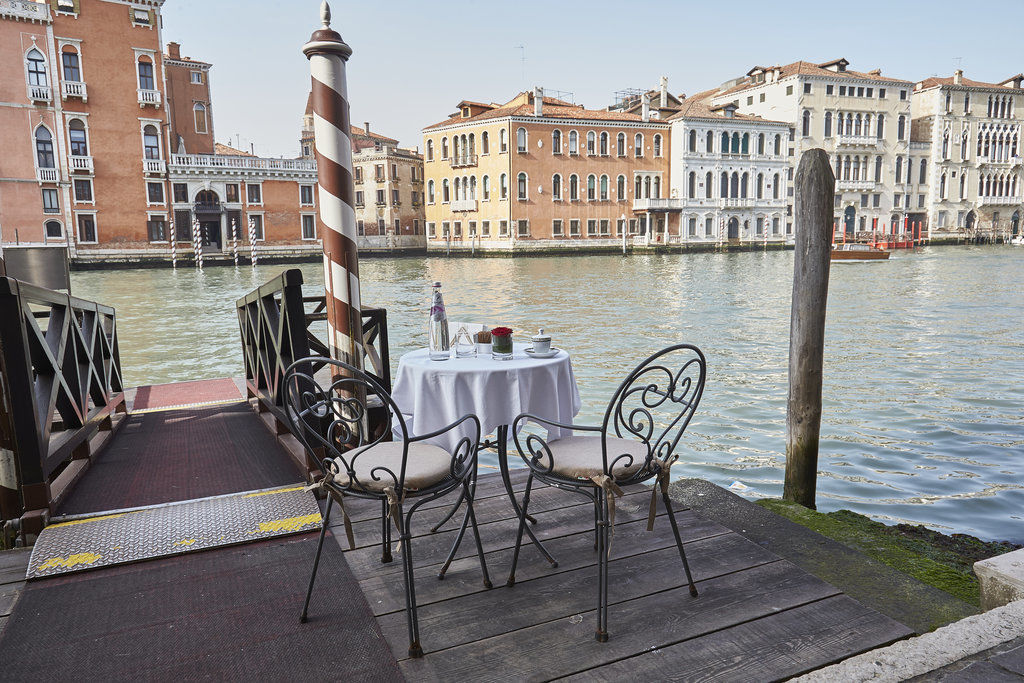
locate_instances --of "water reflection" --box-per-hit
[70,246,1024,541]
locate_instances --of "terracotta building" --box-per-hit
[422,89,672,252]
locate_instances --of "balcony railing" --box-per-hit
[836,179,875,191]
[69,155,93,173]
[450,154,478,168]
[979,156,1023,166]
[36,167,58,183]
[980,196,1021,205]
[836,134,880,148]
[0,0,50,21]
[142,158,166,175]
[27,84,51,103]
[194,201,222,213]
[168,154,316,173]
[451,199,478,212]
[61,80,87,101]
[633,198,686,211]
[137,88,161,107]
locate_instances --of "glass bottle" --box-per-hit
[428,281,450,360]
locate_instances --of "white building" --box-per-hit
[911,70,1023,241]
[664,92,792,243]
[711,58,915,238]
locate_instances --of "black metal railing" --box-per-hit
[236,269,391,474]
[0,276,125,539]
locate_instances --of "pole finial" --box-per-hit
[320,1,331,28]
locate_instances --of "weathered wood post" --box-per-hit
[303,1,364,372]
[783,149,834,509]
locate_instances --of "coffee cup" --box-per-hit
[531,328,551,354]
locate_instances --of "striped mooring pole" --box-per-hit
[231,217,239,266]
[248,217,258,268]
[303,1,364,370]
[170,228,177,269]
[192,217,203,270]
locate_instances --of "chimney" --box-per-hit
[534,86,543,117]
[659,75,668,109]
[641,92,650,122]
[363,121,370,136]
[954,69,963,85]
[167,42,181,60]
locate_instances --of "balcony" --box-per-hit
[27,84,51,103]
[354,177,364,185]
[451,199,477,212]
[194,201,222,213]
[979,196,1021,206]
[142,158,166,175]
[836,134,880,148]
[720,197,756,208]
[0,0,50,21]
[979,156,1023,167]
[36,167,58,183]
[61,80,87,101]
[137,88,161,107]
[69,155,93,173]
[374,176,386,184]
[450,154,478,169]
[836,179,875,191]
[633,198,686,211]
[168,155,316,175]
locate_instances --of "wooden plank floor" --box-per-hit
[331,470,914,682]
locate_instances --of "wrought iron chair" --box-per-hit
[283,357,491,658]
[508,344,706,642]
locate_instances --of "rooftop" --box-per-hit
[916,73,1024,92]
[666,89,790,125]
[717,58,912,98]
[424,91,652,131]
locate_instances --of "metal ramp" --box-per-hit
[27,485,320,579]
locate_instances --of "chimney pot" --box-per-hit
[954,69,963,85]
[167,42,181,60]
[641,93,650,122]
[534,86,543,117]
[659,75,668,109]
[364,121,370,135]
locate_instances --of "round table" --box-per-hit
[391,342,581,568]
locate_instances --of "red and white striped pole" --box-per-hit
[303,2,363,370]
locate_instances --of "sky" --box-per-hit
[162,0,1024,159]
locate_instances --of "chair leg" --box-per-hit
[593,495,601,551]
[662,488,698,598]
[595,490,610,642]
[300,494,334,624]
[437,495,471,581]
[399,505,424,658]
[381,498,393,564]
[430,486,465,533]
[506,471,535,587]
[466,485,493,589]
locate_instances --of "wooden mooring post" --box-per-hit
[783,149,835,509]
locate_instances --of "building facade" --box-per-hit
[911,70,1023,241]
[422,89,673,252]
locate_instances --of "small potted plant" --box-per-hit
[491,326,513,360]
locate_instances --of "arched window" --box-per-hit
[600,174,609,200]
[705,172,713,198]
[569,174,579,200]
[635,175,643,199]
[720,172,728,197]
[875,156,883,183]
[731,132,741,154]
[644,176,651,198]
[516,127,527,153]
[895,156,902,181]
[552,173,561,199]
[634,133,643,157]
[499,129,507,152]
[586,131,596,155]
[959,173,966,200]
[27,49,47,87]
[453,136,460,159]
[137,58,154,90]
[688,130,697,152]
[740,172,748,198]
[942,129,949,159]
[427,179,435,203]
[193,103,207,134]
[469,175,477,200]
[874,113,884,140]
[599,131,609,156]
[616,174,626,199]
[939,173,946,199]
[653,134,662,157]
[843,156,851,180]
[143,124,160,159]
[45,220,63,239]
[442,179,450,202]
[773,134,781,155]
[824,112,832,138]
[552,129,561,154]
[468,133,475,155]
[481,131,489,154]
[854,113,862,136]
[482,175,490,200]
[741,133,749,155]
[706,131,714,152]
[721,131,729,153]
[453,177,461,201]
[61,50,80,82]
[730,172,739,198]
[499,173,508,199]
[68,119,88,156]
[616,132,625,156]
[688,171,696,198]
[517,172,527,199]
[919,159,927,184]
[756,173,763,199]
[568,130,578,155]
[35,126,54,168]
[757,133,765,154]
[802,110,811,137]
[897,115,906,141]
[772,173,780,199]
[425,139,434,161]
[441,137,449,159]
[587,174,596,200]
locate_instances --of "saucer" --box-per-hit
[524,346,560,359]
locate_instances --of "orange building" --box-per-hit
[422,89,672,252]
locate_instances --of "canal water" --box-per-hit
[70,246,1024,541]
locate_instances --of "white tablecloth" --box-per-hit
[391,343,581,453]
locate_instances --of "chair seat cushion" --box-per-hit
[334,441,453,492]
[545,436,650,481]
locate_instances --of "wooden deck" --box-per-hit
[333,468,914,681]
